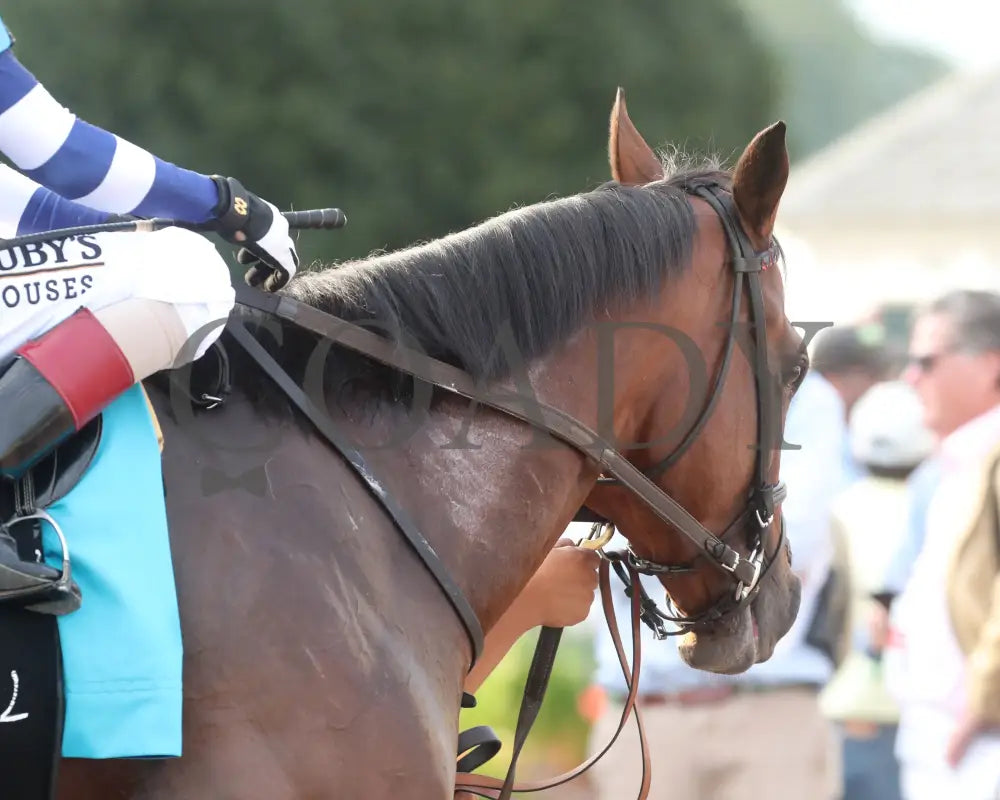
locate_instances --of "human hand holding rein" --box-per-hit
[522,538,600,628]
[463,538,600,693]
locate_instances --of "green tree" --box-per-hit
[3,1,777,266]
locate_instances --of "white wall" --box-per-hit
[776,220,1000,324]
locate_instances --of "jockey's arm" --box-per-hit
[0,47,219,228]
[0,161,110,237]
[0,21,297,288]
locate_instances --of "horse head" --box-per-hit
[582,89,802,674]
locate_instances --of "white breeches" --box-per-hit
[0,226,235,374]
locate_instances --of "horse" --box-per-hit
[58,89,805,799]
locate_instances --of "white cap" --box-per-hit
[849,381,935,469]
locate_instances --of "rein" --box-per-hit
[455,556,649,799]
[227,274,765,590]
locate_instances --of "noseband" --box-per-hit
[576,181,788,637]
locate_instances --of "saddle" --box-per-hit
[0,416,102,528]
[0,337,224,617]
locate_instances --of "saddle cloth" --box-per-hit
[40,383,182,758]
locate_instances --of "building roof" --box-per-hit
[780,66,1000,226]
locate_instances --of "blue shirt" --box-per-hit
[880,456,941,595]
[588,371,848,696]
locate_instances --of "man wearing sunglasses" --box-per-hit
[883,289,1000,800]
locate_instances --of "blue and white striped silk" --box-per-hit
[0,36,219,234]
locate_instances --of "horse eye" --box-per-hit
[785,356,808,389]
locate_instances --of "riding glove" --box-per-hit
[210,175,299,291]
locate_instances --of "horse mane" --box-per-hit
[232,157,730,414]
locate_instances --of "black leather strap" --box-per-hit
[692,186,777,530]
[495,625,563,800]
[456,725,502,774]
[225,319,485,667]
[573,505,609,523]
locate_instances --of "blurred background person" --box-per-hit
[883,290,1000,800]
[820,381,935,800]
[811,325,890,485]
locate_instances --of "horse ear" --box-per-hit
[609,88,664,185]
[731,121,789,248]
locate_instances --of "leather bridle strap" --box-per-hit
[693,185,778,530]
[231,284,759,587]
[455,559,650,799]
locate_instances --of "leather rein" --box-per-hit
[222,181,787,800]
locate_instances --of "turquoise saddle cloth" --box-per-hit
[40,384,182,758]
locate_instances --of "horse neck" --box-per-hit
[340,340,608,635]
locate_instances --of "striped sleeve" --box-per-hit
[0,50,220,224]
[0,163,109,238]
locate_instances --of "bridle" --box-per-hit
[574,181,789,639]
[215,179,789,799]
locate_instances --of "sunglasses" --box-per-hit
[906,347,959,373]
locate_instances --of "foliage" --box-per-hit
[459,628,597,779]
[3,1,777,267]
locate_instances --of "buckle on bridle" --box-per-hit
[755,508,774,528]
[717,546,740,574]
[753,485,777,529]
[200,393,224,410]
[734,548,763,602]
[627,550,660,573]
[647,614,669,640]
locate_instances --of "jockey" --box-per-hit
[0,17,297,590]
